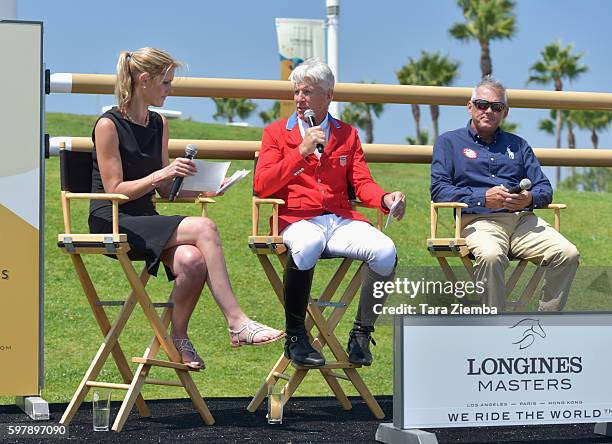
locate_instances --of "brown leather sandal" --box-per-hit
[172,338,205,369]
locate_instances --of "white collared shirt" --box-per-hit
[298,114,330,159]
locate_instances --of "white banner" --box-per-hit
[275,18,326,70]
[397,314,612,428]
[275,18,326,118]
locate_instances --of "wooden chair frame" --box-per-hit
[246,196,385,420]
[427,201,567,311]
[57,146,216,431]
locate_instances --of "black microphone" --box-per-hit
[169,144,198,201]
[304,109,324,154]
[507,178,532,194]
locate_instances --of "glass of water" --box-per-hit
[267,384,284,424]
[92,390,111,431]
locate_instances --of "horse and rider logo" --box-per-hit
[509,318,547,350]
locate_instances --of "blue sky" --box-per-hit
[15,0,612,153]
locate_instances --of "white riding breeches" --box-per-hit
[281,214,396,276]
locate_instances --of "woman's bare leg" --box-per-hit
[161,244,206,339]
[160,244,207,367]
[164,217,282,342]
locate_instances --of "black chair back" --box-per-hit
[60,149,92,193]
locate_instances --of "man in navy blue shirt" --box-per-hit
[431,77,579,311]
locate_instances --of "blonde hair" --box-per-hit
[115,47,183,113]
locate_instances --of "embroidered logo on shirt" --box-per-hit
[339,155,347,166]
[506,146,515,159]
[463,148,477,159]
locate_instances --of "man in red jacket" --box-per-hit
[254,58,405,368]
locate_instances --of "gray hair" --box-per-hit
[288,58,335,92]
[471,76,508,104]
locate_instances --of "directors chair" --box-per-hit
[246,154,386,420]
[57,144,215,431]
[427,201,566,311]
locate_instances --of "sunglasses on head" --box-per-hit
[472,99,506,113]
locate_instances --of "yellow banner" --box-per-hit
[0,205,39,395]
[280,59,295,119]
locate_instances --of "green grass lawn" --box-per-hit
[2,113,610,405]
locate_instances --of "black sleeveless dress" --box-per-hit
[88,108,185,280]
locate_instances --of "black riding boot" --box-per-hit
[347,323,376,366]
[348,260,396,366]
[283,254,325,367]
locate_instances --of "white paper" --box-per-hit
[217,169,251,194]
[182,160,230,192]
[384,199,401,229]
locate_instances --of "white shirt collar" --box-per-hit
[298,114,329,158]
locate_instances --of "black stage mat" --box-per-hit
[1,396,611,443]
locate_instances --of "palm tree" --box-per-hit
[449,0,517,77]
[417,52,460,140]
[341,100,384,144]
[572,110,612,149]
[259,101,280,125]
[211,98,257,123]
[406,129,430,146]
[539,110,580,180]
[561,110,612,191]
[527,40,588,184]
[539,110,577,148]
[500,120,519,133]
[396,59,424,142]
[539,112,558,147]
[397,52,460,141]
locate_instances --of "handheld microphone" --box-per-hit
[507,178,532,194]
[169,144,198,201]
[304,109,325,154]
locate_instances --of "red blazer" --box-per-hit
[254,113,389,234]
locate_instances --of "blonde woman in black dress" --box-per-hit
[89,47,284,369]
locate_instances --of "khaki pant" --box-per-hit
[461,212,580,311]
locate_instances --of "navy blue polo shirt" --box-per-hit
[430,121,553,214]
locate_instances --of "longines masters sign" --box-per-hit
[0,21,44,395]
[395,314,612,428]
